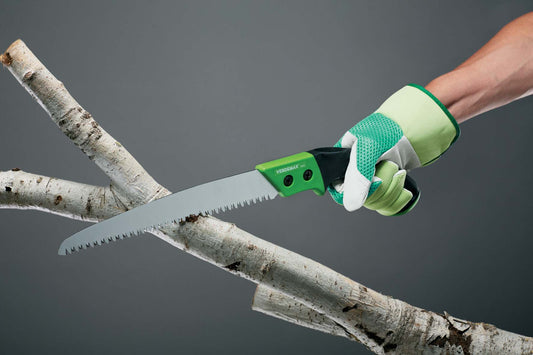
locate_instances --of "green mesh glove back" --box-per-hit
[328,84,460,214]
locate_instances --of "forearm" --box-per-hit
[426,12,533,124]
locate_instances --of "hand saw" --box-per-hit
[58,147,419,255]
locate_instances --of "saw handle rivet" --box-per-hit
[303,169,313,181]
[283,175,293,186]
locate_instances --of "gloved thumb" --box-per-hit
[342,140,374,211]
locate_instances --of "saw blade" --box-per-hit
[58,170,278,255]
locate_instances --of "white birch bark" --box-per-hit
[0,169,117,221]
[1,39,531,354]
[252,284,359,340]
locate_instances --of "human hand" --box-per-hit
[328,84,459,215]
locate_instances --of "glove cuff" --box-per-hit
[375,84,460,166]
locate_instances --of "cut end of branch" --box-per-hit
[1,52,13,66]
[1,39,25,66]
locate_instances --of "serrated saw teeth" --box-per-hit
[58,170,279,255]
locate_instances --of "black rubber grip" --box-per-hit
[307,147,420,215]
[307,147,351,189]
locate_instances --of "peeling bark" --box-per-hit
[252,284,360,341]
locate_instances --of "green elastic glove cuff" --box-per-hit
[375,84,460,165]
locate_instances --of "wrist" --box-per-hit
[426,68,492,123]
[375,85,460,166]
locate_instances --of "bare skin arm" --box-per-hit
[426,12,533,124]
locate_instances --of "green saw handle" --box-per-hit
[255,147,420,214]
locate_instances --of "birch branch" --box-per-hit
[0,169,118,221]
[252,284,358,341]
[2,39,532,354]
[0,40,168,207]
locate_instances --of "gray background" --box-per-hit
[0,1,532,354]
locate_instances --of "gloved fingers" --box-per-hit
[365,161,400,204]
[365,169,406,211]
[377,188,413,216]
[327,184,344,205]
[342,144,373,211]
[338,131,357,149]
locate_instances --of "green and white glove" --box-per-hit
[328,84,460,215]
[362,160,415,216]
